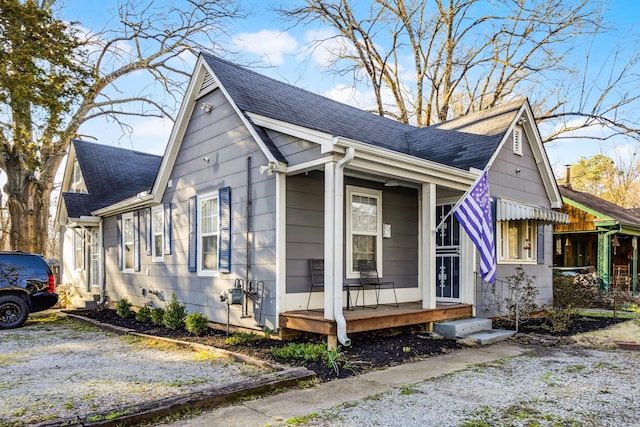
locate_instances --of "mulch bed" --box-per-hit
[493,315,629,336]
[68,309,629,382]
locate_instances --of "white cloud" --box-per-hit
[232,30,298,66]
[303,28,358,68]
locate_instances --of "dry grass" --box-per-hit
[572,318,640,349]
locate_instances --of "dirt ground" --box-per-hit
[71,308,635,382]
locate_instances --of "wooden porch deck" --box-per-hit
[279,302,473,336]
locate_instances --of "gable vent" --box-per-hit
[513,127,523,156]
[198,71,217,97]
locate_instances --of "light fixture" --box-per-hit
[384,179,400,187]
[201,102,212,113]
[259,161,278,176]
[203,156,210,162]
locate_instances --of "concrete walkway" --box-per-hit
[159,342,527,427]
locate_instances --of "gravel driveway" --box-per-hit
[0,312,270,426]
[300,345,640,426]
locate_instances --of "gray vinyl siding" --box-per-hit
[489,128,550,208]
[286,174,419,294]
[267,129,325,166]
[103,88,279,331]
[286,173,324,293]
[476,127,554,317]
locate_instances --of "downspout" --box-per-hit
[334,146,355,346]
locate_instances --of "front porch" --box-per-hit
[279,302,473,337]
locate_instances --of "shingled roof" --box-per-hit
[202,52,523,171]
[62,140,162,218]
[559,185,640,229]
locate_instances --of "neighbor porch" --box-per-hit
[279,302,473,337]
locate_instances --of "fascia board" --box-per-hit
[91,193,154,217]
[334,137,477,186]
[246,112,334,151]
[54,144,76,226]
[562,196,612,220]
[149,56,210,205]
[67,216,101,228]
[484,101,563,208]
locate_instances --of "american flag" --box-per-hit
[453,170,496,283]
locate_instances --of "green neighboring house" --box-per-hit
[554,183,640,294]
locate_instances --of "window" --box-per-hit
[122,213,136,272]
[513,127,523,156]
[497,219,536,263]
[151,205,164,262]
[73,230,84,270]
[70,161,87,193]
[197,191,219,275]
[346,186,382,278]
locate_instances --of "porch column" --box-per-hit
[324,161,336,321]
[633,236,638,295]
[421,183,436,309]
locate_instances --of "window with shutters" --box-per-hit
[513,127,523,156]
[497,219,536,263]
[122,213,137,272]
[197,191,219,276]
[151,205,164,262]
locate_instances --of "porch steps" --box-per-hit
[434,318,515,345]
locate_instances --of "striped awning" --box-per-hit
[496,198,569,224]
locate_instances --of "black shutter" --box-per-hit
[116,215,122,270]
[218,187,231,273]
[164,203,172,255]
[537,224,545,264]
[134,211,140,272]
[188,196,197,272]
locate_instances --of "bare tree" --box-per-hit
[0,0,243,254]
[281,0,640,143]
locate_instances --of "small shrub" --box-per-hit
[548,271,598,332]
[151,307,165,326]
[185,312,209,336]
[163,293,187,330]
[135,305,152,322]
[271,342,348,375]
[503,266,538,322]
[55,282,76,308]
[115,298,133,318]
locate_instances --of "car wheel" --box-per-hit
[0,295,29,329]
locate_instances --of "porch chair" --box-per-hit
[307,259,363,310]
[357,260,399,308]
[613,264,631,292]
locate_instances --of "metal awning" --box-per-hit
[496,198,569,224]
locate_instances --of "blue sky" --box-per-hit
[57,0,640,181]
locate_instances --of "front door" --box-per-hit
[88,229,100,291]
[435,204,461,301]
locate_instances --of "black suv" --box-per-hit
[0,251,58,329]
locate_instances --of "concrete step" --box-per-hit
[463,329,516,345]
[434,318,492,337]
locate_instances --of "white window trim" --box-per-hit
[513,126,523,156]
[346,185,383,279]
[197,190,220,277]
[73,230,84,270]
[151,205,164,263]
[70,161,87,193]
[122,212,136,273]
[497,219,536,264]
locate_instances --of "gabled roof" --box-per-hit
[559,185,640,229]
[201,53,521,171]
[62,140,162,218]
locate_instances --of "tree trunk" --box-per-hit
[4,157,53,255]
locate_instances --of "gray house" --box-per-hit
[57,53,568,346]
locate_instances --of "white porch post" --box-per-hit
[421,183,436,309]
[324,161,336,321]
